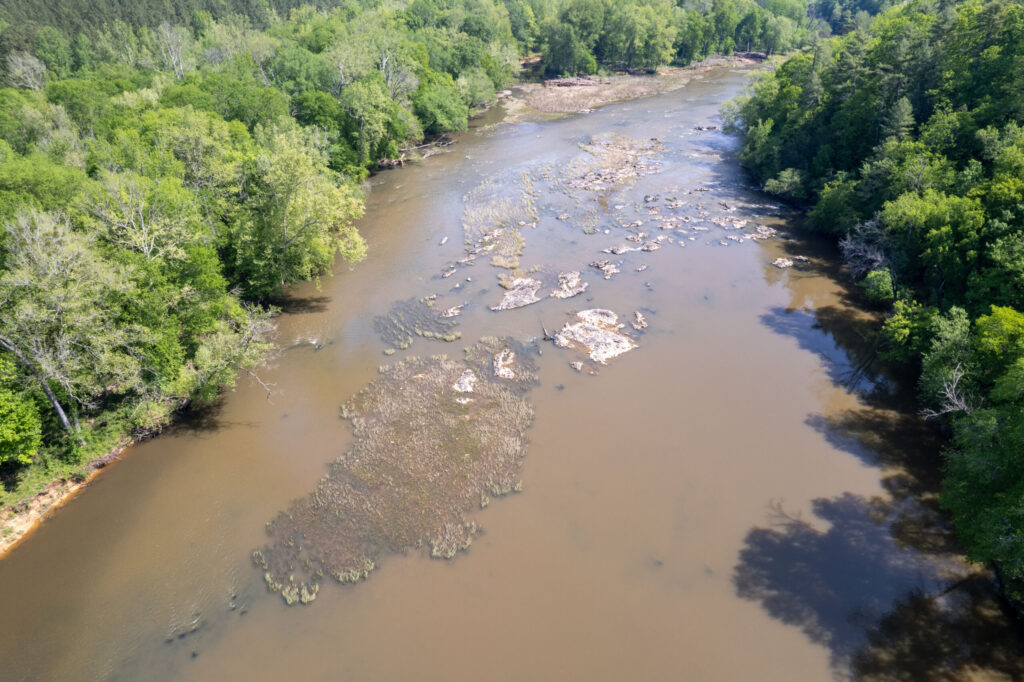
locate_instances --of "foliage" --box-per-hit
[0,357,41,466]
[859,268,893,304]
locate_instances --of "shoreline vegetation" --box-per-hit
[0,0,821,554]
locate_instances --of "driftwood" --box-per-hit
[543,76,611,87]
[377,154,406,169]
[401,135,454,152]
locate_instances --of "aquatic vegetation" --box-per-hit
[567,135,667,195]
[461,172,539,270]
[255,347,535,605]
[373,297,462,353]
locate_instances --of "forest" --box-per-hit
[727,0,1024,603]
[0,0,815,504]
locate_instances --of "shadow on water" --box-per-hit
[267,294,332,315]
[734,495,1024,679]
[739,224,1024,678]
[851,576,1024,681]
[163,399,240,439]
[734,494,949,667]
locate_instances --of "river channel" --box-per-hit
[1,66,1022,681]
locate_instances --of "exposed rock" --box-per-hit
[570,361,584,372]
[463,337,539,392]
[493,349,516,379]
[772,257,794,269]
[556,213,571,221]
[550,271,588,299]
[441,304,466,318]
[554,309,637,364]
[453,369,477,393]
[632,311,648,330]
[567,135,666,194]
[635,263,648,272]
[589,259,621,280]
[491,277,542,310]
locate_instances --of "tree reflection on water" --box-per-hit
[739,230,1024,679]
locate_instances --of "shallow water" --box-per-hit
[1,67,1021,681]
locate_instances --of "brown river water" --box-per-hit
[2,66,1023,681]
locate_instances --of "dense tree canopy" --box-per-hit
[729,0,1024,604]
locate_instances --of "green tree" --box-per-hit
[412,71,469,134]
[0,356,41,466]
[229,121,366,296]
[0,210,142,441]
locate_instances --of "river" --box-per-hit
[1,66,1021,681]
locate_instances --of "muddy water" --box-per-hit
[2,67,1021,681]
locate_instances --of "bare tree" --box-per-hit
[377,47,418,101]
[85,171,199,261]
[921,363,977,419]
[6,51,46,90]
[155,22,192,79]
[839,217,889,278]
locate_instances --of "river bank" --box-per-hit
[506,54,768,119]
[0,442,130,555]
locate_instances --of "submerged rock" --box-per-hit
[254,354,534,605]
[491,277,542,310]
[554,309,638,364]
[374,297,462,352]
[550,271,588,299]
